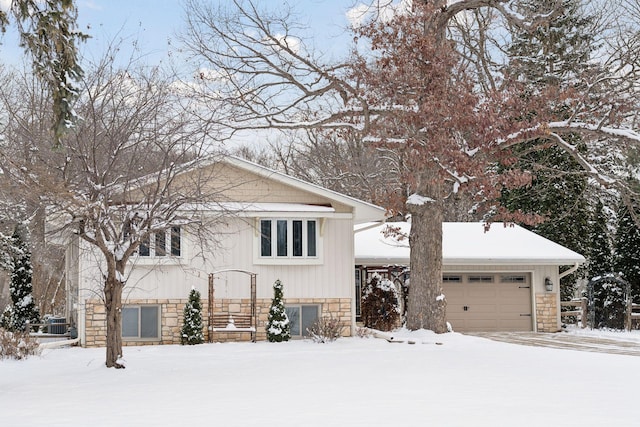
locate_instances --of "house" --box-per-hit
[355,222,586,333]
[64,156,386,347]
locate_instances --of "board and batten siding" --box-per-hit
[76,216,355,303]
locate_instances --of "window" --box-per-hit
[285,305,319,337]
[139,227,181,258]
[260,219,318,259]
[500,275,526,283]
[122,305,160,340]
[468,275,494,283]
[443,275,462,283]
[355,269,362,318]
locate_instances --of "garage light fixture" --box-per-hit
[544,277,553,292]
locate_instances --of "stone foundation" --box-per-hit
[83,297,352,347]
[84,298,203,347]
[536,293,559,332]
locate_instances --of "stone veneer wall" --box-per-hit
[535,293,559,332]
[83,297,352,347]
[209,297,351,342]
[84,298,202,347]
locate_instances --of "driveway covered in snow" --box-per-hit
[468,331,640,356]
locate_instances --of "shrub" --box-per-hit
[307,316,344,343]
[591,280,626,329]
[181,287,204,345]
[0,328,40,360]
[266,279,290,342]
[361,273,400,331]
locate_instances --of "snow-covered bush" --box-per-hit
[307,316,344,343]
[266,279,290,342]
[181,288,204,345]
[0,328,39,360]
[361,273,400,331]
[591,280,626,329]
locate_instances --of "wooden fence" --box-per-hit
[625,302,640,331]
[560,298,587,328]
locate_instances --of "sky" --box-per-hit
[0,0,360,68]
[2,328,640,426]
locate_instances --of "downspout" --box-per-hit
[559,262,581,279]
[354,221,385,234]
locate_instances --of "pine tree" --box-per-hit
[613,201,640,303]
[266,279,290,342]
[1,227,39,332]
[500,142,591,300]
[588,200,613,279]
[502,0,596,300]
[180,288,204,345]
[508,0,597,91]
[587,200,625,328]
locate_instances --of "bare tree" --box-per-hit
[0,49,232,367]
[181,0,640,332]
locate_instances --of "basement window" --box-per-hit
[285,305,320,337]
[122,305,160,340]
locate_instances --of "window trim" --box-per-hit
[121,304,161,341]
[256,218,323,265]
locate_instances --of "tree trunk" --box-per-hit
[406,202,447,332]
[104,267,125,368]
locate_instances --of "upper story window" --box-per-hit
[139,226,181,257]
[260,219,318,259]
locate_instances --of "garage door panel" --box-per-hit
[442,273,532,332]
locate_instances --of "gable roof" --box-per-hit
[355,222,586,266]
[219,156,386,224]
[123,154,386,224]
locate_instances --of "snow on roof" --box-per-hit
[355,222,586,266]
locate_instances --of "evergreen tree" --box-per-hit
[508,0,597,91]
[586,200,625,328]
[266,279,290,342]
[588,200,613,279]
[500,142,590,300]
[1,227,39,332]
[180,287,204,345]
[502,0,597,299]
[613,201,640,302]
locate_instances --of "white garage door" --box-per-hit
[442,273,532,332]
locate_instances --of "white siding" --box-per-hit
[77,217,355,302]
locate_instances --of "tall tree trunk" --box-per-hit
[104,265,124,368]
[406,203,447,332]
[405,165,447,333]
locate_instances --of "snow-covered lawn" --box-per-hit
[2,330,639,426]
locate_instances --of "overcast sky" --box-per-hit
[0,0,363,67]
